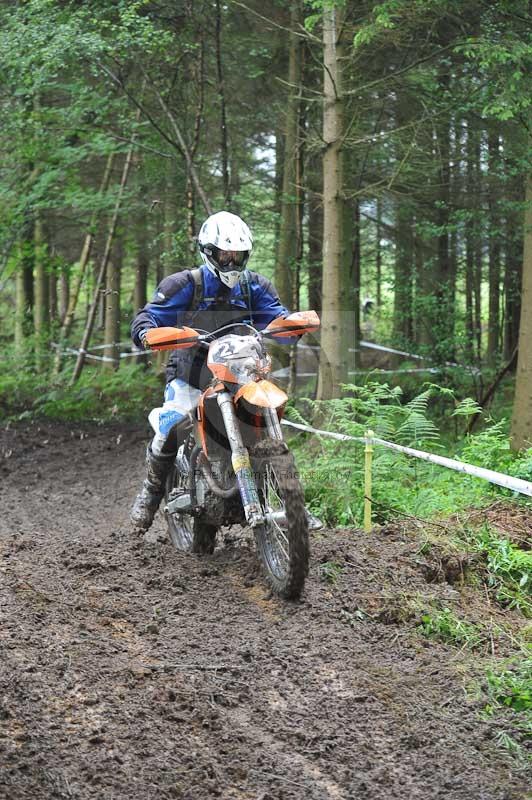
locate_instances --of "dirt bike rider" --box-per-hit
[130,210,320,532]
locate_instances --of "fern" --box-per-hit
[396,411,440,446]
[452,397,483,418]
[405,388,432,416]
[284,403,312,426]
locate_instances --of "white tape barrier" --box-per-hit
[55,344,148,363]
[360,342,480,373]
[281,419,532,498]
[297,340,479,374]
[272,366,445,379]
[88,341,133,351]
[282,419,364,443]
[54,339,478,376]
[298,341,429,359]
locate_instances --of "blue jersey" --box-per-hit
[131,265,292,385]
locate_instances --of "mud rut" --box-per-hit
[0,421,529,800]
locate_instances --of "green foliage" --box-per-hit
[289,383,514,527]
[486,659,532,713]
[508,448,532,483]
[0,356,162,423]
[451,397,483,418]
[461,420,514,473]
[296,381,441,446]
[466,526,532,617]
[419,607,485,649]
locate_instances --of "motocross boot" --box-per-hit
[130,446,175,531]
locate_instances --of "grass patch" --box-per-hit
[459,524,532,618]
[486,658,532,713]
[483,658,532,766]
[419,607,485,650]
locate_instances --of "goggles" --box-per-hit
[212,247,249,270]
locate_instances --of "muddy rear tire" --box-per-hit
[191,520,217,555]
[250,438,309,600]
[165,464,217,555]
[165,464,194,552]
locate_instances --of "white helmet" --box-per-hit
[198,211,253,289]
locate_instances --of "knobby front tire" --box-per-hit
[250,438,309,600]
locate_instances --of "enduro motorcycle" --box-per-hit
[145,311,320,599]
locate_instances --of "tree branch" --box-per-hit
[230,0,320,42]
[139,64,213,215]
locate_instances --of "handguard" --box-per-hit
[145,326,200,351]
[263,310,320,338]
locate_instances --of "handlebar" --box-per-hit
[144,312,320,352]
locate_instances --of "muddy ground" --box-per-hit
[0,421,530,800]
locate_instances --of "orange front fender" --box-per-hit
[235,380,288,409]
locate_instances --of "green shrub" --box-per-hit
[0,358,162,422]
[289,385,532,529]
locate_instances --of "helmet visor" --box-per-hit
[213,247,249,271]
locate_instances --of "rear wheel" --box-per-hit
[250,438,309,600]
[165,463,217,555]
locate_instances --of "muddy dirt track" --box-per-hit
[0,421,530,800]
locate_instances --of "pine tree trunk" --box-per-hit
[503,182,523,361]
[448,119,462,334]
[473,134,483,360]
[317,4,346,401]
[33,213,49,371]
[307,153,323,316]
[49,248,58,326]
[186,35,204,251]
[487,131,501,365]
[102,237,122,371]
[22,214,35,323]
[15,256,29,355]
[393,201,414,347]
[433,88,453,362]
[59,269,70,325]
[510,161,532,450]
[163,177,176,276]
[134,218,149,313]
[347,198,361,370]
[464,124,475,363]
[215,0,230,204]
[15,214,35,354]
[288,126,305,396]
[375,197,382,308]
[274,0,303,308]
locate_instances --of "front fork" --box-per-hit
[217,392,268,528]
[262,406,283,440]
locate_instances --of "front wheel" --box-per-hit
[250,438,309,600]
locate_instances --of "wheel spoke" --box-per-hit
[166,463,194,550]
[259,463,292,575]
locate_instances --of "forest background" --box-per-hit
[1,0,532,489]
[1,1,532,770]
